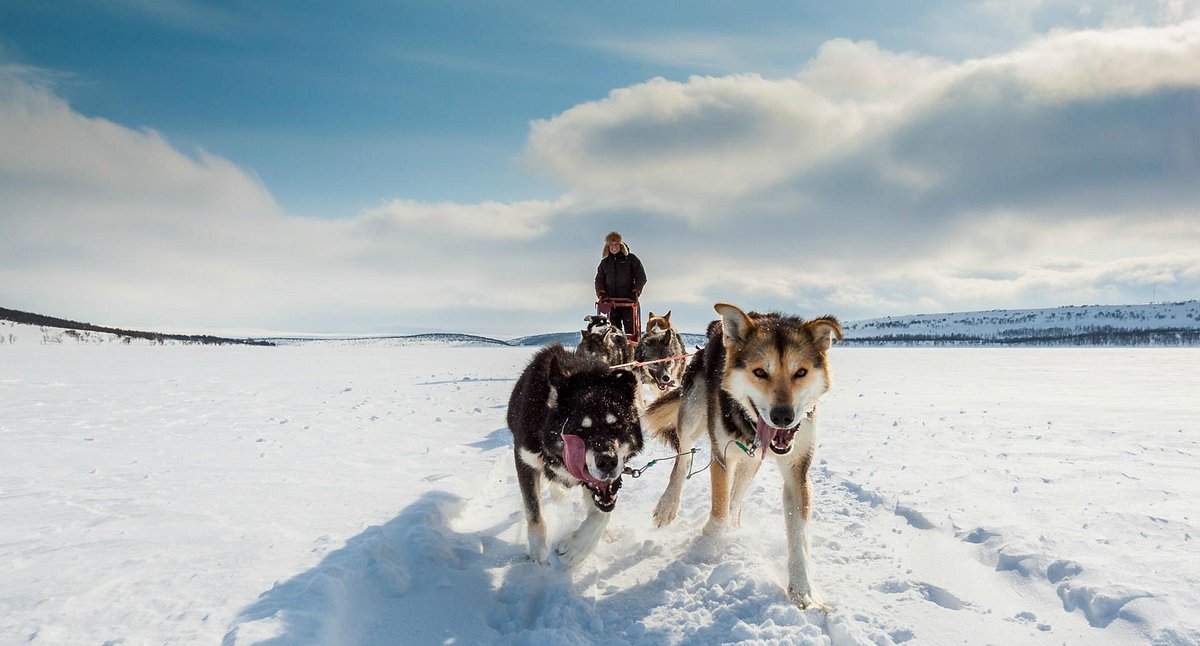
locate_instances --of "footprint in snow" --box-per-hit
[1057,583,1152,628]
[959,527,999,543]
[893,503,936,530]
[876,579,968,611]
[1046,559,1083,583]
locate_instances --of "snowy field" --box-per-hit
[2,334,1198,644]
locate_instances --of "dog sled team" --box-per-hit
[505,230,844,611]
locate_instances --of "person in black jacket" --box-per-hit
[594,231,647,335]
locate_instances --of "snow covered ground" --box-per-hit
[2,326,1198,644]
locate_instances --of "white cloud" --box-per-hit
[4,20,1200,333]
[0,67,281,225]
[816,220,1200,315]
[528,21,1200,217]
[970,20,1200,101]
[526,73,867,215]
[797,39,950,103]
[357,198,562,241]
[526,22,1200,323]
[0,69,581,331]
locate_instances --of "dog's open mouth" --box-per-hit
[755,416,797,455]
[561,433,623,511]
[657,380,677,391]
[584,477,622,512]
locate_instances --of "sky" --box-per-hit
[1,0,1199,335]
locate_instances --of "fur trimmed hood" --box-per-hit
[602,241,630,258]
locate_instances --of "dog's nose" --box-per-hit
[595,453,618,474]
[658,372,671,384]
[769,405,794,428]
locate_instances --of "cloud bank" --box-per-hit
[2,21,1199,333]
[523,21,1200,322]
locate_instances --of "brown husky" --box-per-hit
[642,303,842,609]
[635,311,687,391]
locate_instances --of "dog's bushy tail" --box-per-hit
[642,389,683,452]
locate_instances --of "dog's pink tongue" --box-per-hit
[561,434,607,490]
[755,417,776,460]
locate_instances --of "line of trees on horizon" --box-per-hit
[0,307,274,347]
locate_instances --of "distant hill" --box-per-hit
[842,301,1200,346]
[0,307,274,346]
[6,301,1198,348]
[508,332,581,347]
[259,333,511,348]
[514,303,1200,348]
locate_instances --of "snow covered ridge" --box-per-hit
[0,308,273,346]
[0,308,692,349]
[6,301,1200,347]
[842,301,1200,347]
[262,333,510,348]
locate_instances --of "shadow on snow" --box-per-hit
[223,489,823,645]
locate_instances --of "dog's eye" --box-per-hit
[752,368,768,379]
[793,368,808,379]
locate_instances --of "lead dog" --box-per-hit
[507,343,643,567]
[641,303,842,609]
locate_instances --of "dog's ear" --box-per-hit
[547,353,570,394]
[805,316,843,352]
[647,311,655,320]
[715,303,753,345]
[663,311,671,324]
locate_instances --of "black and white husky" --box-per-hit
[506,343,644,566]
[576,314,634,367]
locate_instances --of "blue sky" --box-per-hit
[3,1,987,214]
[2,1,1199,334]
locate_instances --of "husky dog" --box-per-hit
[642,303,842,609]
[634,311,686,391]
[507,343,643,566]
[576,314,634,367]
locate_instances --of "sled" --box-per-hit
[596,297,641,343]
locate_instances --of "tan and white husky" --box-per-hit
[642,303,842,609]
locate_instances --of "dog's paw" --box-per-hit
[787,585,830,612]
[701,517,728,536]
[652,497,678,528]
[528,545,550,565]
[554,533,597,569]
[528,535,550,565]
